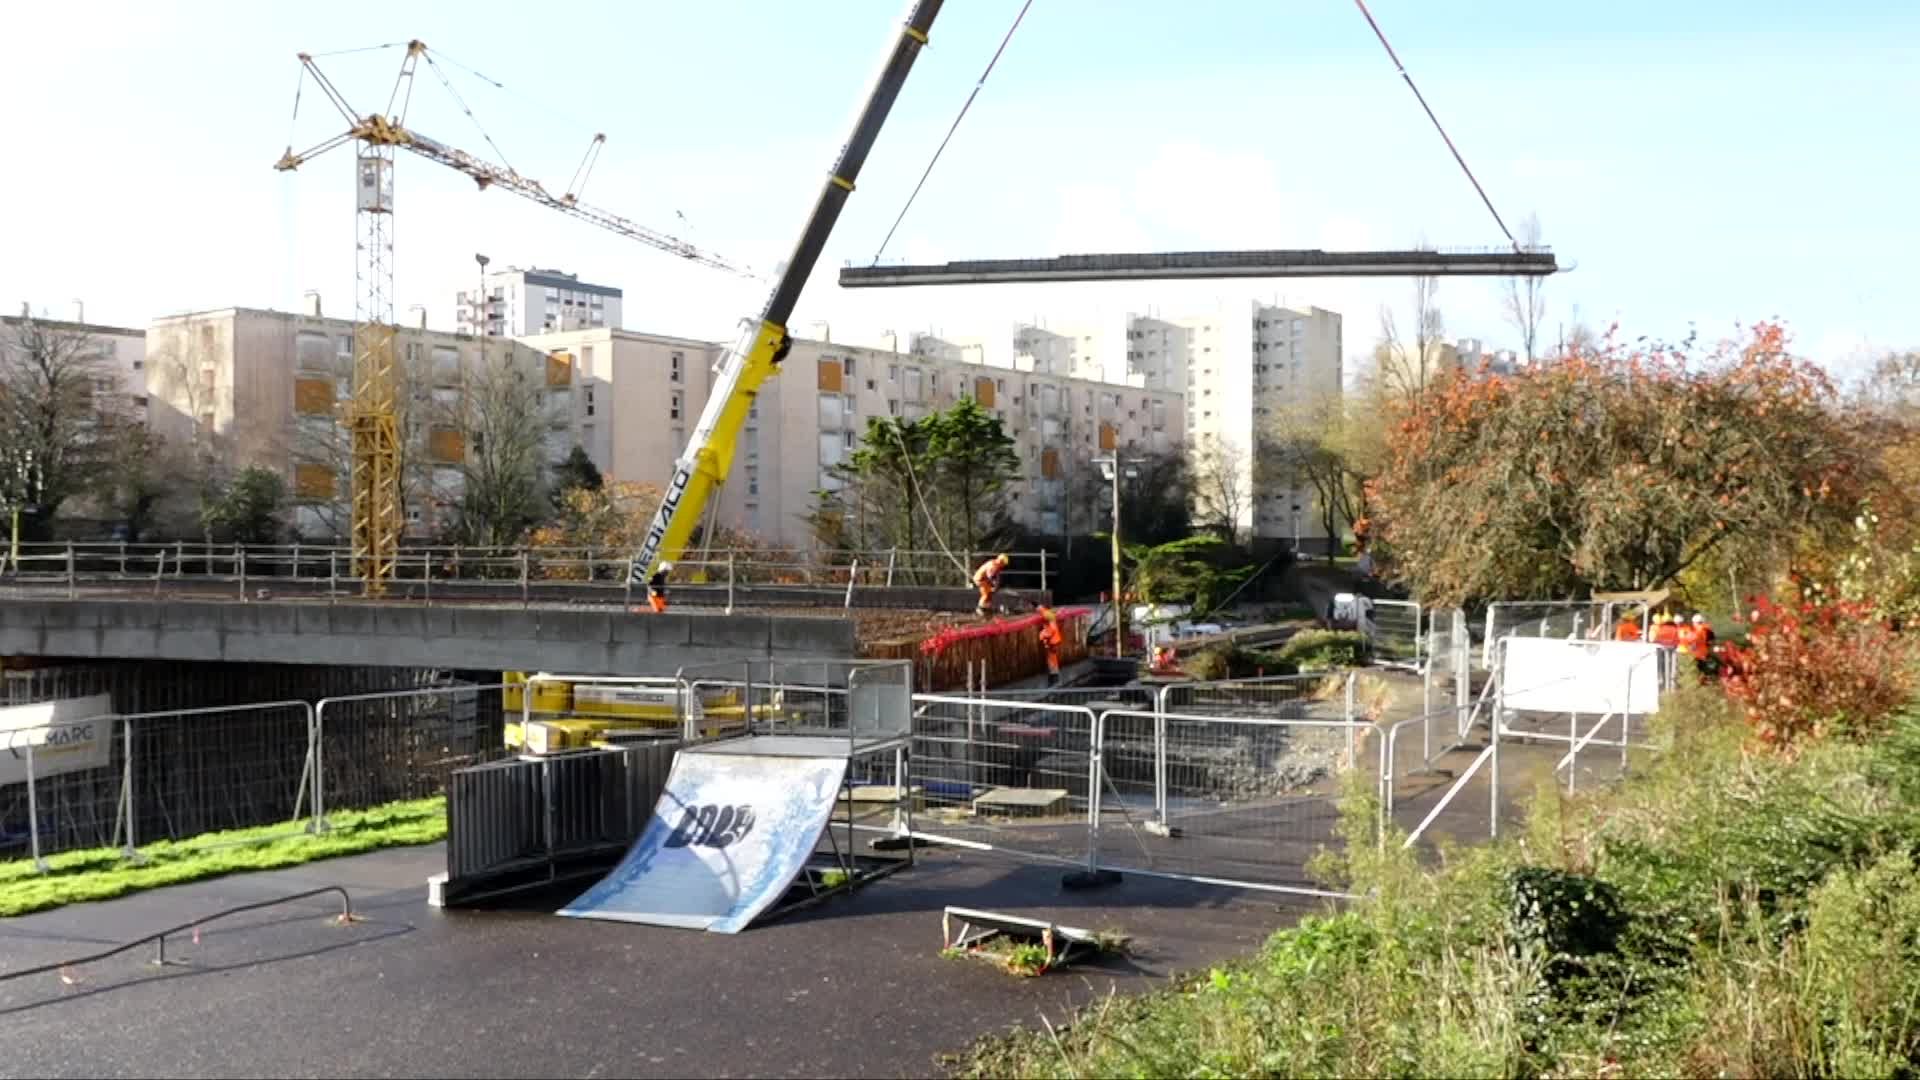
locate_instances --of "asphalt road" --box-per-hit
[0,845,1319,1079]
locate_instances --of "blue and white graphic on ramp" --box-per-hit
[559,752,848,933]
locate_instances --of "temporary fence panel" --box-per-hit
[906,694,1098,867]
[1091,707,1368,896]
[1481,601,1616,669]
[313,683,508,829]
[1161,673,1349,722]
[1369,600,1423,669]
[128,701,316,849]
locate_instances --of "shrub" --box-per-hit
[1719,595,1914,750]
[1274,629,1369,672]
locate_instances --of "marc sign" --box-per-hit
[1,694,113,787]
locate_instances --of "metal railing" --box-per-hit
[0,541,1055,604]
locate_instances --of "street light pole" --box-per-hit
[1110,460,1123,658]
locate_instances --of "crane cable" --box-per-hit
[422,53,517,174]
[1350,0,1518,250]
[871,0,1036,265]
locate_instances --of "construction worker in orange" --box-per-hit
[1037,606,1064,686]
[647,561,672,614]
[1614,611,1643,641]
[973,553,1010,617]
[1674,612,1700,659]
[1651,612,1682,650]
[1688,613,1715,662]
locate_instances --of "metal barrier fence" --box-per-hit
[1369,599,1423,669]
[907,695,1099,867]
[312,683,510,830]
[1092,707,1369,895]
[2,701,317,869]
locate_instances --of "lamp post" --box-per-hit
[1094,455,1137,658]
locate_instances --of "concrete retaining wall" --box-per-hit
[0,600,857,675]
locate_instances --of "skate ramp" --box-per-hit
[558,749,848,933]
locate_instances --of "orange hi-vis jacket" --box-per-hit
[972,559,1004,589]
[1675,623,1699,657]
[1038,621,1063,650]
[1615,620,1642,642]
[1651,622,1681,649]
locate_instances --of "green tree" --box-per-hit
[808,400,1020,577]
[924,396,1020,556]
[202,466,288,544]
[549,445,604,511]
[1122,535,1254,616]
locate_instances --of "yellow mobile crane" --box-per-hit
[627,1,944,587]
[275,42,745,596]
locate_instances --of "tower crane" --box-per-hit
[274,40,747,597]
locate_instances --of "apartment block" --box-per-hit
[146,307,560,540]
[1126,302,1343,544]
[522,328,1184,547]
[457,266,622,337]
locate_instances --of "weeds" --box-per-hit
[958,692,1920,1078]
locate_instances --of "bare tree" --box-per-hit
[446,353,546,548]
[1192,434,1249,541]
[1374,264,1446,400]
[0,315,137,539]
[1501,213,1547,363]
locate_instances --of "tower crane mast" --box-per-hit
[275,40,744,596]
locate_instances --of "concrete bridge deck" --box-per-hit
[0,597,857,674]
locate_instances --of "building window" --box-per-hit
[888,363,898,382]
[843,430,855,448]
[744,502,759,530]
[844,356,855,377]
[670,391,683,420]
[670,351,683,383]
[585,387,596,417]
[337,334,352,358]
[745,426,759,458]
[887,399,899,415]
[673,428,686,454]
[746,465,759,495]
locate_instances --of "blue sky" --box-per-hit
[3,1,1915,378]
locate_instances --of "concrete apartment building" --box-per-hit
[456,266,623,338]
[1012,323,1111,382]
[522,327,1185,546]
[1125,302,1342,546]
[146,307,559,540]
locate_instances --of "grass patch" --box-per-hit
[0,797,446,917]
[955,678,1920,1078]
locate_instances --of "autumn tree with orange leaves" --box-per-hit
[1367,324,1874,606]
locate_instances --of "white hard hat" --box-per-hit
[1692,613,1706,624]
[658,561,674,572]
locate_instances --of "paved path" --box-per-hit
[0,845,1318,1079]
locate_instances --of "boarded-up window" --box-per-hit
[293,377,334,416]
[817,358,843,392]
[428,426,465,463]
[294,464,335,499]
[545,351,573,388]
[1041,447,1061,479]
[1099,422,1117,451]
[296,331,333,373]
[974,376,995,407]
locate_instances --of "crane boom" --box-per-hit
[400,130,750,277]
[628,0,944,584]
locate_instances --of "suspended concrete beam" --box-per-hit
[839,248,1558,287]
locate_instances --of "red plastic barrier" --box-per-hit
[919,607,1091,657]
